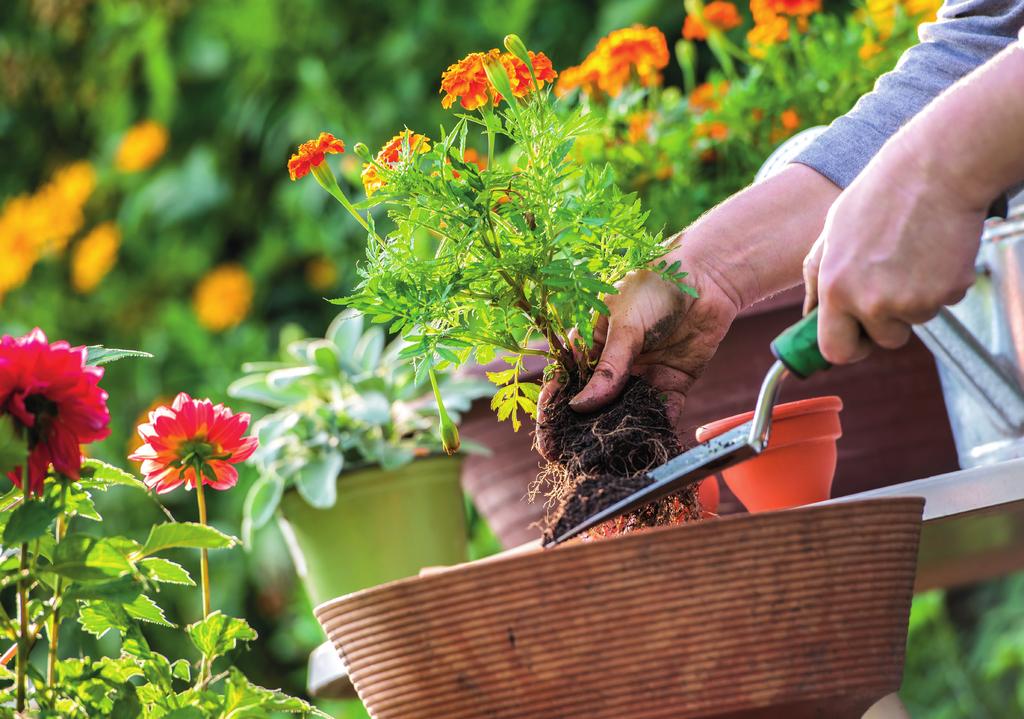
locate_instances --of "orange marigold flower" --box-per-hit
[780,107,801,130]
[756,0,821,17]
[903,0,941,22]
[115,120,169,173]
[440,49,503,110]
[361,129,431,197]
[627,111,656,144]
[71,221,120,294]
[859,40,885,60]
[695,121,730,142]
[556,62,602,97]
[129,392,258,493]
[193,264,254,332]
[504,51,558,97]
[747,14,790,57]
[689,80,730,112]
[287,132,345,181]
[462,147,487,171]
[683,2,743,40]
[594,25,670,97]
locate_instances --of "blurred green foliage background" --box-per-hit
[2,0,1024,716]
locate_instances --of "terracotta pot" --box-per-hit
[696,396,843,513]
[316,497,924,719]
[698,476,720,517]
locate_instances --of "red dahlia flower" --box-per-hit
[129,392,258,494]
[0,329,110,494]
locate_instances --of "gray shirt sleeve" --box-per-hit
[795,1,1024,189]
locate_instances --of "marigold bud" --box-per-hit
[482,54,515,105]
[353,142,372,161]
[504,34,531,66]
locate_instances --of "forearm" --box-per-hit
[898,40,1024,210]
[796,0,1024,188]
[666,164,840,311]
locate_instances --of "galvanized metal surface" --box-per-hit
[820,457,1024,591]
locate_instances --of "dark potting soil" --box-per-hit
[535,374,701,543]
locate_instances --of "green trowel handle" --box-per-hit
[771,307,830,379]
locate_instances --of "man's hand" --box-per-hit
[803,152,984,364]
[536,164,841,458]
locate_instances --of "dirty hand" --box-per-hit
[802,142,986,365]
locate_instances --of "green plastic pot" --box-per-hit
[278,455,468,607]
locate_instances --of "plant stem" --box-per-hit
[46,512,66,686]
[16,473,29,712]
[194,475,211,622]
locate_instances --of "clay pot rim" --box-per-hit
[313,495,919,616]
[696,395,843,442]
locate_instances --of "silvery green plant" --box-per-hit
[229,310,491,538]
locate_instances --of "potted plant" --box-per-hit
[287,33,705,542]
[229,309,491,605]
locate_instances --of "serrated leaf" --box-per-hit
[140,557,195,586]
[50,535,134,581]
[63,575,143,604]
[139,522,238,558]
[78,602,131,639]
[3,499,60,544]
[188,611,256,661]
[84,346,153,366]
[485,369,516,386]
[124,594,173,627]
[78,459,146,491]
[170,658,191,682]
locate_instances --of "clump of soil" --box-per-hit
[533,374,701,543]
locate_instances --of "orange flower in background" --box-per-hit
[695,121,730,142]
[193,264,254,332]
[305,256,337,291]
[780,107,801,131]
[689,80,730,112]
[287,132,345,181]
[747,14,790,57]
[462,147,487,171]
[129,392,258,494]
[556,62,602,97]
[903,0,941,22]
[441,49,502,110]
[71,221,120,293]
[361,129,431,196]
[595,25,670,96]
[504,51,558,97]
[757,0,821,17]
[0,196,41,298]
[683,2,743,40]
[115,120,169,173]
[50,161,97,209]
[627,111,656,144]
[859,40,885,59]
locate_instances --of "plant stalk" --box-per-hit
[16,473,30,712]
[46,512,66,686]
[194,473,211,622]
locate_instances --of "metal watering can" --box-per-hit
[758,127,1024,469]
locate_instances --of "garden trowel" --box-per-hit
[546,307,830,546]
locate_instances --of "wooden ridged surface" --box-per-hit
[317,497,924,719]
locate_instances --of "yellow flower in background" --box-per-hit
[747,14,790,57]
[0,196,42,298]
[193,264,254,332]
[50,162,97,208]
[859,40,885,59]
[71,221,120,293]
[557,26,668,99]
[116,120,169,173]
[903,0,941,22]
[305,256,338,291]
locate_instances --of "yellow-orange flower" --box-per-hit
[462,147,487,171]
[780,108,801,131]
[50,162,96,208]
[288,132,345,181]
[0,196,41,297]
[503,51,558,97]
[747,14,790,57]
[556,62,602,97]
[71,221,120,294]
[683,2,743,40]
[361,129,431,197]
[305,256,337,291]
[865,0,897,39]
[755,0,821,17]
[115,121,169,173]
[859,40,885,60]
[193,264,254,332]
[903,0,941,22]
[689,80,730,112]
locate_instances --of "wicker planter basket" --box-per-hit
[316,497,924,719]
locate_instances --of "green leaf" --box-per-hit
[124,593,174,627]
[139,522,238,557]
[78,602,131,639]
[243,474,284,531]
[139,557,195,586]
[294,453,342,509]
[4,499,60,544]
[65,489,101,521]
[188,611,257,661]
[50,535,134,581]
[223,667,328,717]
[486,368,516,385]
[63,575,143,604]
[84,346,154,366]
[78,459,146,491]
[0,415,27,478]
[170,658,191,682]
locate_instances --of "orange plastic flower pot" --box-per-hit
[695,396,843,513]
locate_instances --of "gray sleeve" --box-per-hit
[794,1,1024,188]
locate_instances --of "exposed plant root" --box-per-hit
[533,374,701,543]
